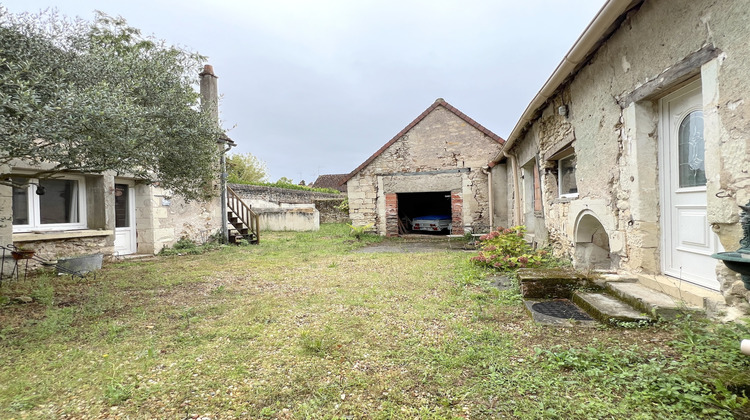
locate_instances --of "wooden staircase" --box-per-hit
[227,186,260,244]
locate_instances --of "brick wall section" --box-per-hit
[451,191,464,235]
[385,193,399,236]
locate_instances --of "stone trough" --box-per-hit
[517,267,588,299]
[515,268,694,326]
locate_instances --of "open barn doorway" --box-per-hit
[397,191,452,235]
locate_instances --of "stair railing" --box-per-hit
[227,186,260,244]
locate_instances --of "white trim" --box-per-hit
[11,175,88,233]
[14,229,112,242]
[558,154,579,199]
[114,180,137,255]
[658,79,720,290]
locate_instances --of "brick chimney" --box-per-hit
[199,64,219,124]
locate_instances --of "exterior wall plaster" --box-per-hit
[136,184,222,254]
[489,162,509,229]
[503,0,750,310]
[347,105,501,235]
[1,172,221,259]
[255,207,320,231]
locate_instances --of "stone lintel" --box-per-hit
[13,229,113,242]
[617,45,720,108]
[377,168,471,177]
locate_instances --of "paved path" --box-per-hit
[354,238,472,253]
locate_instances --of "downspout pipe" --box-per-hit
[220,140,234,244]
[495,0,632,229]
[504,150,522,226]
[481,166,493,230]
[502,0,634,153]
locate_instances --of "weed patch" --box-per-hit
[0,224,748,418]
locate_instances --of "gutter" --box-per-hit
[495,0,637,227]
[502,0,637,153]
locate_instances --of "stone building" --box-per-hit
[310,174,348,193]
[0,65,227,262]
[344,99,504,236]
[491,0,750,316]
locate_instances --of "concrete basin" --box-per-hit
[712,251,750,289]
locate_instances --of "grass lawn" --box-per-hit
[1,224,750,419]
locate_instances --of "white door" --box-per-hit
[659,80,720,290]
[114,182,137,255]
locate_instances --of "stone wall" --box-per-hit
[229,183,347,226]
[502,0,750,310]
[1,168,222,259]
[255,207,320,231]
[229,184,343,207]
[135,183,222,254]
[13,236,110,270]
[347,104,502,235]
[313,198,349,224]
[0,178,11,256]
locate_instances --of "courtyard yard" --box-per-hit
[1,224,750,419]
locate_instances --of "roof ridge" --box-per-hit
[340,99,504,185]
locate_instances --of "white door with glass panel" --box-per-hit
[114,182,136,255]
[659,80,720,290]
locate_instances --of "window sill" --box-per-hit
[13,229,113,243]
[553,196,578,204]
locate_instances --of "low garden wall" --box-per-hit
[256,208,319,231]
[229,184,348,228]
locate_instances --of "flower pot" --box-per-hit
[11,250,35,260]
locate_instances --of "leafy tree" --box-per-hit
[0,8,224,201]
[226,152,268,184]
[276,177,294,184]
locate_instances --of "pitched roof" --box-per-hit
[311,174,348,192]
[342,98,504,184]
[498,0,642,158]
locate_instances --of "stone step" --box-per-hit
[590,273,639,287]
[604,281,703,320]
[572,291,654,325]
[517,268,588,299]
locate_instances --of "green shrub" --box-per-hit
[470,226,553,271]
[348,223,374,240]
[172,237,198,250]
[336,198,349,213]
[245,181,340,194]
[159,236,220,255]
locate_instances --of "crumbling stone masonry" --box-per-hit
[493,0,750,316]
[344,99,504,236]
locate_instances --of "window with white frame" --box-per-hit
[11,176,87,232]
[558,154,578,198]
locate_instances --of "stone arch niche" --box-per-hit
[574,211,612,271]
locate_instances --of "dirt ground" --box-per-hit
[354,235,475,253]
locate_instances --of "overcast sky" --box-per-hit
[3,0,605,184]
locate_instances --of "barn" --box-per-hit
[343,99,504,236]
